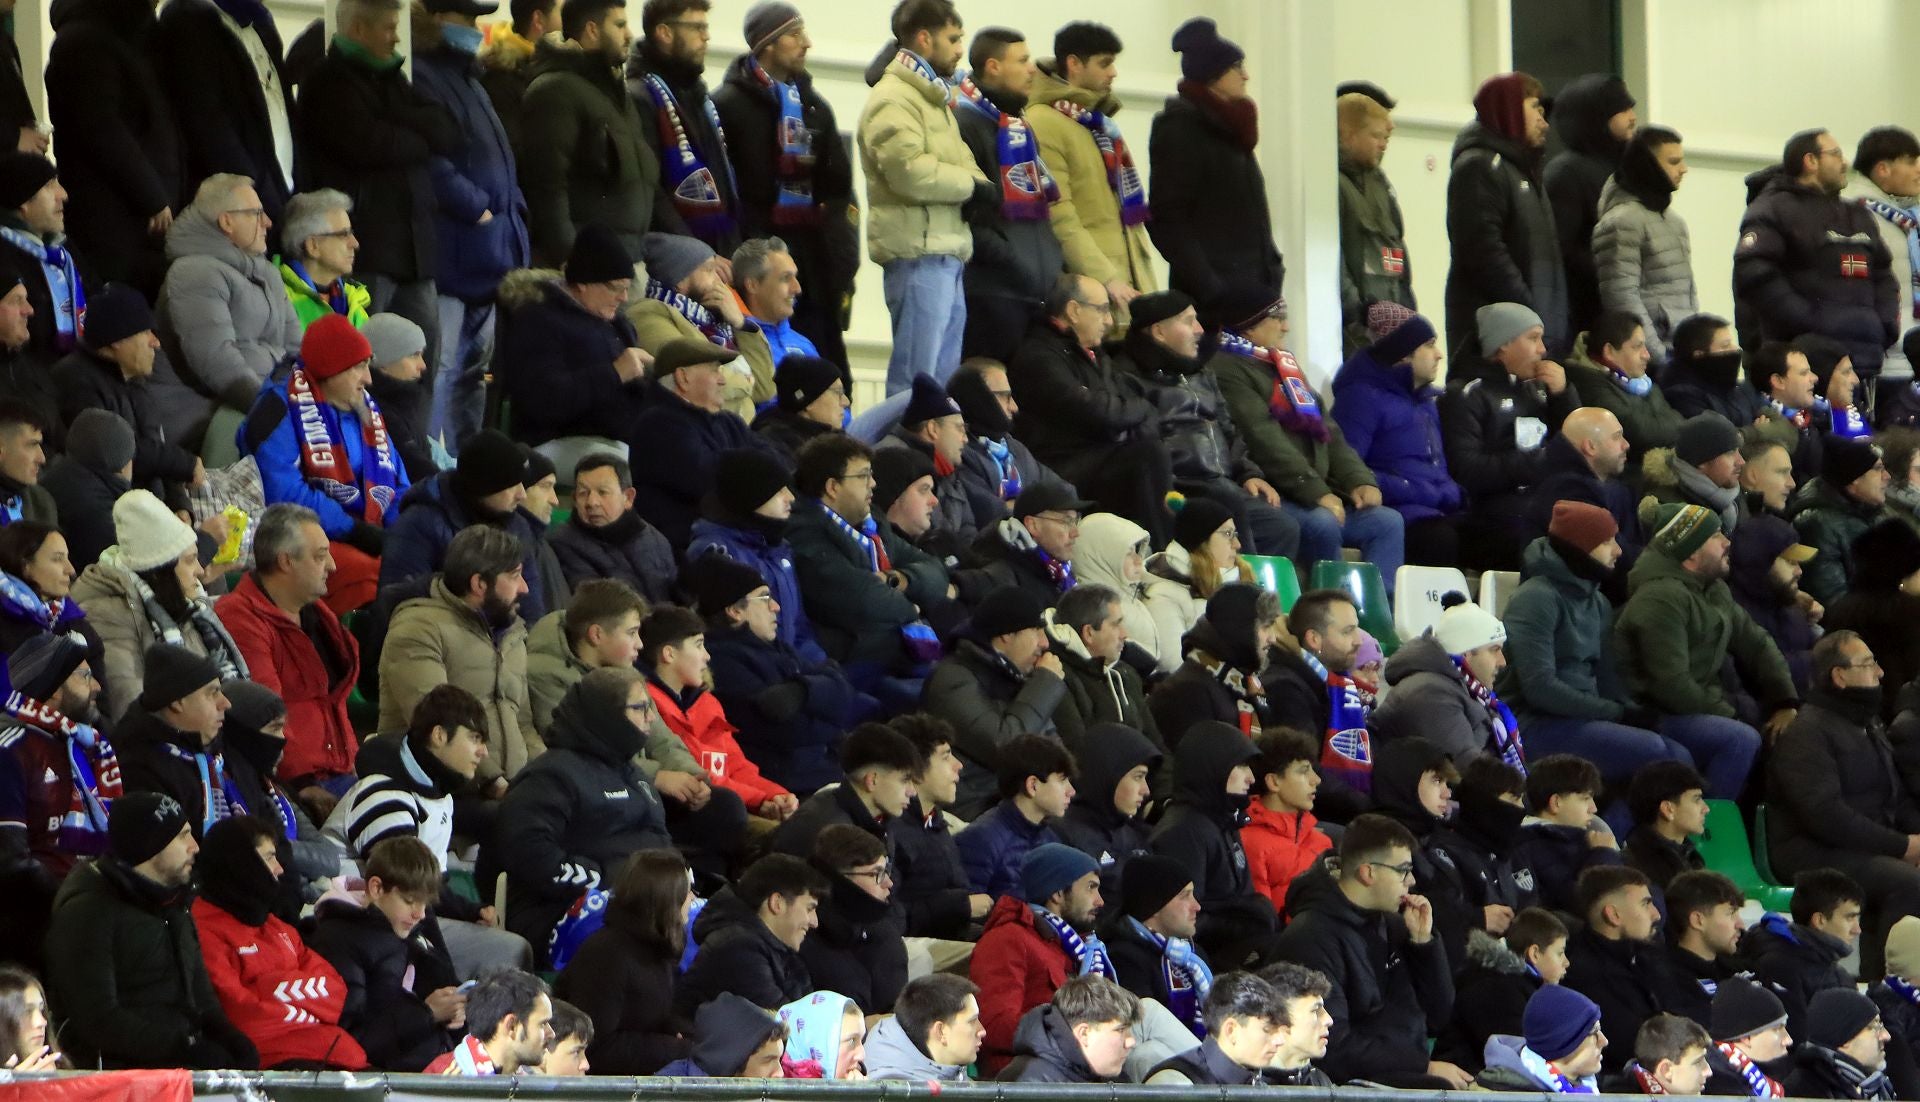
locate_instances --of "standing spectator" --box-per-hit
[713,2,858,370]
[1595,126,1697,365]
[926,587,1068,819]
[296,0,457,368]
[477,0,558,148]
[1148,20,1279,317]
[1664,313,1767,425]
[553,848,696,1074]
[1545,75,1636,336]
[1565,311,1686,474]
[51,283,201,498]
[1793,438,1895,604]
[42,0,181,294]
[626,0,738,254]
[1025,22,1157,317]
[1447,72,1566,380]
[1735,129,1898,378]
[152,175,303,453]
[547,453,677,602]
[519,0,664,265]
[154,0,294,227]
[0,11,41,158]
[276,190,371,329]
[857,0,989,394]
[0,156,85,375]
[1337,93,1415,352]
[413,0,530,454]
[1148,722,1273,969]
[1729,513,1821,695]
[1333,305,1464,566]
[1845,127,1920,393]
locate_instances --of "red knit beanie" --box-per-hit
[1474,71,1540,146]
[1549,500,1619,555]
[301,314,373,379]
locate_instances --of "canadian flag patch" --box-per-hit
[1840,253,1870,278]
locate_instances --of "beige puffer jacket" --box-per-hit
[856,53,985,264]
[1024,64,1159,291]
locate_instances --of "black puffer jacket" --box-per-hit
[998,1004,1113,1083]
[546,511,678,604]
[1111,326,1260,490]
[1445,120,1570,379]
[1147,721,1274,968]
[1545,75,1633,335]
[1734,170,1898,374]
[1369,736,1476,973]
[1562,925,1666,1071]
[553,908,691,1074]
[307,894,458,1071]
[1438,371,1580,521]
[1053,721,1161,898]
[888,797,974,940]
[676,886,810,1014]
[800,860,908,1014]
[1146,87,1283,312]
[1662,350,1769,425]
[1768,689,1920,877]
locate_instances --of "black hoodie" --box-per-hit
[800,856,908,1014]
[1054,722,1162,899]
[1147,721,1274,967]
[1546,74,1635,332]
[677,886,812,1015]
[660,992,783,1077]
[1371,737,1475,974]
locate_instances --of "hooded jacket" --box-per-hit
[1594,139,1698,364]
[1112,326,1261,491]
[657,992,784,1077]
[1332,342,1463,521]
[1445,119,1570,380]
[1149,599,1273,749]
[1615,543,1798,719]
[1147,85,1282,310]
[1370,735,1479,970]
[676,887,811,1015]
[1735,170,1898,374]
[1429,782,1535,915]
[1071,513,1189,675]
[998,1002,1115,1083]
[306,888,458,1071]
[552,903,692,1074]
[800,859,908,1014]
[1545,75,1633,334]
[1053,721,1161,897]
[1742,914,1853,1042]
[41,454,127,571]
[215,572,359,784]
[1498,535,1629,723]
[1439,370,1581,525]
[855,50,983,265]
[378,468,553,623]
[924,638,1067,820]
[1434,931,1540,1069]
[1022,64,1157,291]
[865,1013,970,1081]
[1148,721,1274,966]
[518,39,665,265]
[1372,634,1508,767]
[969,892,1073,1071]
[1045,618,1162,768]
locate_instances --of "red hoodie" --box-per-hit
[193,899,369,1069]
[647,680,788,810]
[1241,799,1332,919]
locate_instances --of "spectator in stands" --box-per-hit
[677,853,825,1013]
[1336,93,1414,352]
[625,0,737,254]
[517,450,571,635]
[866,973,983,1081]
[476,0,554,146]
[361,314,436,482]
[1260,587,1364,781]
[1153,579,1280,745]
[112,645,238,834]
[150,175,301,452]
[1437,906,1566,1071]
[772,722,921,859]
[0,522,96,667]
[0,966,59,1072]
[1735,129,1897,378]
[1441,302,1580,569]
[1148,971,1294,1086]
[1239,729,1331,916]
[874,452,944,565]
[946,358,1070,524]
[1041,586,1160,756]
[216,682,340,916]
[1751,340,1830,484]
[1743,438,1797,517]
[547,453,675,602]
[955,734,1073,899]
[802,824,907,1014]
[1369,737,1476,960]
[1434,753,1535,923]
[523,579,646,733]
[538,1001,592,1075]
[888,713,989,942]
[1000,974,1140,1084]
[1147,20,1275,320]
[1702,978,1792,1097]
[1595,126,1697,365]
[1745,868,1860,1040]
[692,555,854,797]
[1481,989,1610,1093]
[0,157,82,380]
[1880,427,1920,525]
[412,0,529,452]
[658,992,788,1077]
[1659,870,1744,1029]
[688,448,823,653]
[1846,127,1920,393]
[1071,513,1185,676]
[0,633,111,896]
[1052,721,1157,895]
[1626,1014,1712,1096]
[1785,989,1896,1101]
[1830,519,1920,721]
[191,816,365,1069]
[1616,501,1790,756]
[1566,312,1684,477]
[632,339,771,548]
[1546,75,1635,336]
[1801,334,1872,445]
[1100,853,1207,1040]
[1870,918,1920,1079]
[1644,413,1747,532]
[629,233,766,418]
[924,587,1067,818]
[856,0,986,395]
[1523,407,1642,577]
[879,376,977,556]
[153,0,292,229]
[425,969,552,1076]
[1512,754,1622,914]
[960,483,1091,608]
[1794,437,1895,604]
[1728,513,1821,694]
[1563,865,1663,1071]
[553,847,694,1074]
[970,842,1106,1073]
[276,190,369,329]
[1663,313,1765,425]
[1373,594,1521,768]
[751,356,845,464]
[497,235,648,451]
[242,315,408,612]
[380,429,553,619]
[1621,760,1707,892]
[644,603,796,824]
[39,412,129,570]
[1150,721,1272,970]
[733,237,816,364]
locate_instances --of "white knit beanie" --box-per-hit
[112,489,199,573]
[1433,598,1506,655]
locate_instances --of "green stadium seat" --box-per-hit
[1309,559,1401,654]
[1694,799,1793,913]
[1242,555,1301,611]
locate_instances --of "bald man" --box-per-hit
[1526,406,1645,589]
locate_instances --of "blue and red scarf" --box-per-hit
[747,57,817,228]
[953,78,1058,222]
[1221,332,1328,443]
[1049,99,1148,227]
[156,737,244,835]
[636,72,736,242]
[1766,396,1813,432]
[288,367,400,525]
[1,227,84,351]
[819,500,941,664]
[980,437,1023,502]
[0,570,85,638]
[1303,650,1371,791]
[3,690,120,854]
[643,279,736,350]
[1716,1042,1783,1098]
[1858,195,1920,311]
[1456,655,1525,773]
[1032,905,1114,979]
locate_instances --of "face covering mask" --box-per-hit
[440,23,484,53]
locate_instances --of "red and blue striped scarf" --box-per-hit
[747,57,817,228]
[953,78,1058,222]
[1050,100,1148,226]
[1220,332,1328,443]
[636,72,736,242]
[288,367,400,525]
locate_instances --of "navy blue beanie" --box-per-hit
[1523,984,1602,1061]
[1020,843,1099,904]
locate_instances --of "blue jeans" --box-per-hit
[1523,713,1760,831]
[882,255,965,396]
[433,296,494,454]
[1280,500,1406,593]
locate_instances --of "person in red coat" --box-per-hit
[968,843,1108,1075]
[215,503,361,818]
[1241,729,1333,917]
[191,815,367,1070]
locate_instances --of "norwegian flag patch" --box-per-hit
[1380,247,1405,275]
[1840,253,1870,278]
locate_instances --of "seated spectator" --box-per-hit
[1151,722,1274,970]
[360,314,435,481]
[1882,427,1920,526]
[0,967,60,1072]
[1211,285,1401,577]
[39,411,131,570]
[925,587,1068,819]
[1511,754,1622,914]
[1253,961,1338,1086]
[424,970,553,1076]
[1428,756,1536,933]
[380,429,553,623]
[152,175,303,450]
[751,354,846,466]
[658,992,789,1078]
[51,284,199,500]
[1621,760,1707,892]
[44,792,258,1069]
[677,854,826,1014]
[1644,413,1748,533]
[1662,313,1763,425]
[631,339,772,549]
[1729,513,1822,695]
[1564,865,1664,1071]
[958,483,1090,609]
[1625,1013,1713,1096]
[1142,972,1281,1086]
[378,525,541,796]
[1372,594,1521,768]
[215,504,360,808]
[1801,335,1871,445]
[1142,496,1246,632]
[888,714,989,943]
[495,225,648,448]
[630,233,767,421]
[777,990,868,1080]
[1869,917,1920,1081]
[772,722,922,860]
[1151,582,1282,753]
[1660,871,1746,1029]
[1114,289,1296,558]
[1523,408,1643,581]
[1440,302,1580,569]
[1829,519,1920,720]
[275,190,370,329]
[1565,310,1685,472]
[1332,304,1466,567]
[643,604,795,825]
[191,816,366,1069]
[1073,512,1186,676]
[1794,438,1896,605]
[1744,868,1862,1041]
[878,376,976,556]
[71,492,243,720]
[0,520,99,662]
[946,359,1072,530]
[519,449,570,622]
[538,1000,593,1076]
[999,974,1139,1084]
[804,824,908,1015]
[0,398,55,528]
[733,237,816,366]
[524,577,642,729]
[1042,585,1161,756]
[1053,722,1159,896]
[1702,978,1792,1097]
[0,155,82,376]
[241,315,408,612]
[1437,907,1568,1071]
[691,555,854,797]
[872,444,941,553]
[112,645,236,835]
[1474,985,1608,1093]
[1784,989,1896,1101]
[1369,737,1476,966]
[970,842,1107,1073]
[688,447,825,661]
[307,836,462,1071]
[215,682,346,920]
[1241,729,1333,916]
[865,973,984,1082]
[1768,631,1920,976]
[1103,853,1210,1040]
[547,452,676,603]
[1271,813,1461,1088]
[498,668,670,961]
[1749,339,1825,483]
[956,734,1075,900]
[553,848,695,1075]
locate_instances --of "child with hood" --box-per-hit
[1147,721,1275,969]
[777,991,868,1079]
[1052,721,1162,900]
[660,992,789,1078]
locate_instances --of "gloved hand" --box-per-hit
[343,520,387,557]
[969,178,1001,209]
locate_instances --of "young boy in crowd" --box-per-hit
[1240,728,1333,916]
[1623,1013,1712,1096]
[1511,754,1622,914]
[955,734,1076,901]
[1474,985,1608,1093]
[1430,756,1537,935]
[1256,961,1336,1086]
[1143,972,1285,1085]
[1000,975,1141,1084]
[660,993,790,1078]
[1621,761,1708,893]
[1743,868,1863,1040]
[1438,906,1569,1069]
[540,1000,594,1076]
[1660,871,1746,1028]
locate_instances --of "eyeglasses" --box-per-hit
[626,702,655,716]
[846,863,893,883]
[665,18,709,34]
[1073,299,1114,315]
[742,593,776,605]
[311,228,356,240]
[837,470,875,484]
[1033,512,1081,529]
[1838,658,1883,671]
[225,208,268,220]
[1367,860,1416,881]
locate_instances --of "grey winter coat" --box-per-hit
[1843,177,1919,381]
[1369,634,1503,767]
[152,205,303,446]
[1594,176,1698,365]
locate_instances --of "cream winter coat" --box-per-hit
[856,53,984,265]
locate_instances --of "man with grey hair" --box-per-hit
[277,190,370,329]
[215,502,364,809]
[733,235,821,368]
[295,0,457,370]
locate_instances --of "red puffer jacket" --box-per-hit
[214,573,361,784]
[1240,799,1333,918]
[647,679,787,811]
[966,895,1071,1075]
[192,898,369,1069]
